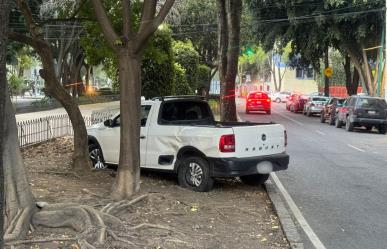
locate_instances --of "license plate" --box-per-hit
[256,101,261,104]
[368,111,376,114]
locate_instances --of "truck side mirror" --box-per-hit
[104,119,113,127]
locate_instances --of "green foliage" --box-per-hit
[173,0,218,67]
[197,64,211,90]
[142,29,176,98]
[174,63,192,95]
[173,40,200,91]
[8,74,29,96]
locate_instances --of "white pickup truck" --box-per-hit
[87,96,289,191]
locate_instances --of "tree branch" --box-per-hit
[134,0,175,53]
[122,0,132,38]
[90,0,120,49]
[15,0,42,39]
[8,32,39,48]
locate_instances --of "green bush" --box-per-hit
[173,40,200,91]
[174,63,192,95]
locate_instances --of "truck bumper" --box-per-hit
[208,153,289,177]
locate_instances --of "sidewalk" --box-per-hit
[16,101,119,122]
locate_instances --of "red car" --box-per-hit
[246,91,271,114]
[290,94,308,113]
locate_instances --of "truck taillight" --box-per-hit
[219,134,235,152]
[284,130,288,147]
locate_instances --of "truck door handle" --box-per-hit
[140,135,146,139]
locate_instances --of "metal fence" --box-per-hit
[17,108,119,148]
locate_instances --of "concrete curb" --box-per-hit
[265,178,304,249]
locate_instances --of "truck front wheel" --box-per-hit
[240,174,270,186]
[178,157,214,192]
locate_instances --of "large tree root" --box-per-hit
[4,207,34,242]
[4,194,185,248]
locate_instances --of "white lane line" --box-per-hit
[271,173,327,249]
[276,112,305,126]
[347,144,365,152]
[316,130,326,136]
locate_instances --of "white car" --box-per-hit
[271,91,291,103]
[87,96,289,191]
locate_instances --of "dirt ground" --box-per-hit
[20,137,290,249]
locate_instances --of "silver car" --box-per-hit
[303,96,329,116]
[271,91,291,103]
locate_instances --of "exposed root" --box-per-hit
[101,194,149,216]
[82,188,106,198]
[4,207,34,242]
[107,229,136,246]
[5,237,77,246]
[129,223,185,236]
[32,203,123,246]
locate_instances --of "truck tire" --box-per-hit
[378,125,386,135]
[320,112,325,123]
[345,116,354,132]
[178,156,214,192]
[329,113,335,125]
[89,143,107,170]
[275,98,281,103]
[335,117,342,128]
[240,174,270,186]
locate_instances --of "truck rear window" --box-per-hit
[159,101,214,124]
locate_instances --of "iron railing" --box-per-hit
[17,108,119,148]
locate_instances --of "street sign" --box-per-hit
[324,67,333,78]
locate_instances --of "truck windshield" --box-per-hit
[159,100,214,124]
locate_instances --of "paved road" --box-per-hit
[237,98,387,249]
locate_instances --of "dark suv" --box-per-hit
[320,97,345,125]
[335,95,387,134]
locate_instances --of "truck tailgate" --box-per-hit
[232,124,285,157]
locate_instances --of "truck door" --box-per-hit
[140,105,152,167]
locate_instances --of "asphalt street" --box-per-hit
[237,98,387,249]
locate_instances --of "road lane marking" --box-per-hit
[271,173,327,249]
[316,130,326,136]
[347,144,365,152]
[275,112,305,126]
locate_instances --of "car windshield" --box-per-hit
[357,98,387,109]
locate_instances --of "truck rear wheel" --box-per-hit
[240,174,270,186]
[178,156,214,192]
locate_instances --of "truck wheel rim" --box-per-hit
[90,148,106,169]
[187,162,203,187]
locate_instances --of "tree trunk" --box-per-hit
[324,49,330,97]
[0,2,10,245]
[111,52,141,200]
[344,54,352,95]
[3,90,36,242]
[352,69,360,95]
[217,0,241,122]
[37,46,91,172]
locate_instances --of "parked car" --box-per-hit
[245,91,271,114]
[335,95,387,134]
[286,93,298,110]
[289,94,308,113]
[303,96,329,116]
[320,97,345,125]
[271,91,291,103]
[87,96,289,191]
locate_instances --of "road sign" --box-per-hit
[324,67,333,78]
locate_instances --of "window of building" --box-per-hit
[306,68,314,79]
[296,68,304,78]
